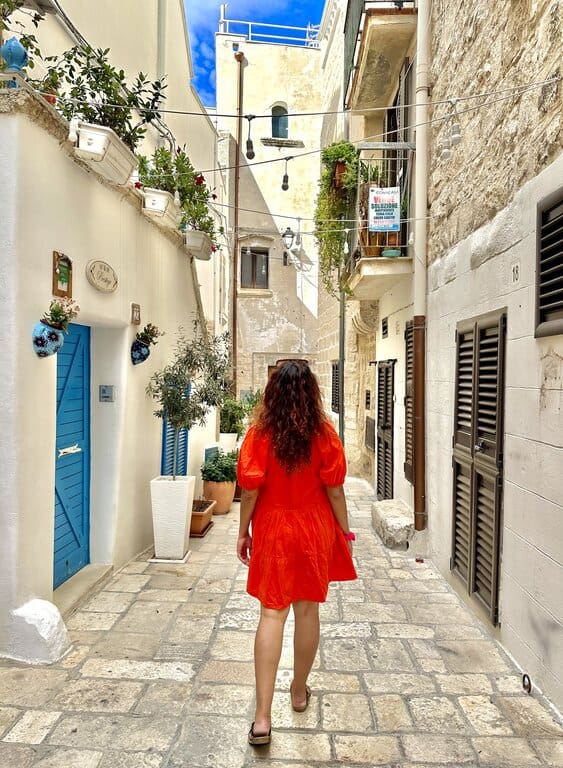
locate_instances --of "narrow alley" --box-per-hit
[1,478,561,768]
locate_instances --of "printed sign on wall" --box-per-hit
[368,186,401,232]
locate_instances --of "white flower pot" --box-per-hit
[219,433,238,453]
[184,230,213,260]
[142,188,181,230]
[68,120,138,185]
[150,475,195,561]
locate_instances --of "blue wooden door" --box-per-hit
[54,323,91,588]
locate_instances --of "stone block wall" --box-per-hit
[428,0,562,262]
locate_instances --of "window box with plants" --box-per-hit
[146,324,230,561]
[33,45,166,185]
[314,140,359,295]
[138,147,219,254]
[201,449,238,515]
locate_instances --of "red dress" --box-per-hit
[237,421,357,609]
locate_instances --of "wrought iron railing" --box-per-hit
[348,143,414,265]
[344,0,417,103]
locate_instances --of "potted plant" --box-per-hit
[146,324,230,561]
[314,140,359,295]
[138,147,220,254]
[32,298,80,358]
[190,498,216,537]
[131,322,164,365]
[201,449,238,515]
[219,396,246,452]
[32,45,166,185]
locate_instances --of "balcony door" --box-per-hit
[377,360,395,500]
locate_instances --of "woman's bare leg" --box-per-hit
[253,604,290,734]
[291,600,320,707]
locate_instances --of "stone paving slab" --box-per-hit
[0,477,562,767]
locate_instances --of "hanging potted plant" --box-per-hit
[137,148,181,230]
[131,322,164,365]
[314,140,359,295]
[146,324,231,561]
[32,298,80,358]
[201,449,238,515]
[32,45,166,185]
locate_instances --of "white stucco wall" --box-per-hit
[0,92,209,660]
[426,154,563,710]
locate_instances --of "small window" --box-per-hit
[536,190,563,338]
[241,247,269,289]
[331,362,340,414]
[272,105,288,139]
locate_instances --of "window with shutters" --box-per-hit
[377,360,395,500]
[331,362,340,413]
[451,311,506,625]
[536,189,563,338]
[404,320,414,483]
[272,104,289,139]
[241,247,269,289]
[161,420,188,476]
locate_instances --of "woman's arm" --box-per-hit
[237,487,259,566]
[326,485,353,553]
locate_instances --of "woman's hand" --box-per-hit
[237,534,252,566]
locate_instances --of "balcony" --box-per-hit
[345,142,414,300]
[344,0,417,110]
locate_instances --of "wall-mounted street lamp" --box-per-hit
[281,227,295,249]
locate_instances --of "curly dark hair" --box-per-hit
[255,360,327,473]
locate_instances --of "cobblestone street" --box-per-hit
[1,478,561,768]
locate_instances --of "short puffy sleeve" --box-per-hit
[318,421,347,486]
[237,426,269,490]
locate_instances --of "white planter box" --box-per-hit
[150,475,195,561]
[142,188,181,230]
[68,120,138,186]
[219,433,238,453]
[184,230,213,260]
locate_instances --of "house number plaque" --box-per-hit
[86,260,118,293]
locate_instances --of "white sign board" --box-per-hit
[86,260,118,293]
[368,186,401,232]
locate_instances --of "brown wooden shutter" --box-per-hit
[331,362,340,414]
[404,320,414,483]
[451,312,505,625]
[377,361,395,500]
[536,192,563,337]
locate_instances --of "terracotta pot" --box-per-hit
[203,480,236,515]
[190,499,216,537]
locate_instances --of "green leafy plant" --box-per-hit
[146,323,231,480]
[219,397,246,438]
[314,141,359,295]
[241,388,262,417]
[32,45,166,151]
[0,0,42,70]
[42,298,80,333]
[136,323,163,346]
[200,449,238,483]
[138,146,219,243]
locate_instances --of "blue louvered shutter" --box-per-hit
[161,420,189,476]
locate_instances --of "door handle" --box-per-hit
[474,439,485,453]
[58,443,82,458]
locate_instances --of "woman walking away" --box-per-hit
[236,359,357,746]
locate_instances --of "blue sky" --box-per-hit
[184,1,326,106]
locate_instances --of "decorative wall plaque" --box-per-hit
[52,251,73,298]
[131,303,141,325]
[85,260,118,293]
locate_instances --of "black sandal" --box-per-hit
[248,722,271,746]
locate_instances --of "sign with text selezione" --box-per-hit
[368,186,401,232]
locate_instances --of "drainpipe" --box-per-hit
[232,51,245,396]
[156,0,166,149]
[413,0,430,531]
